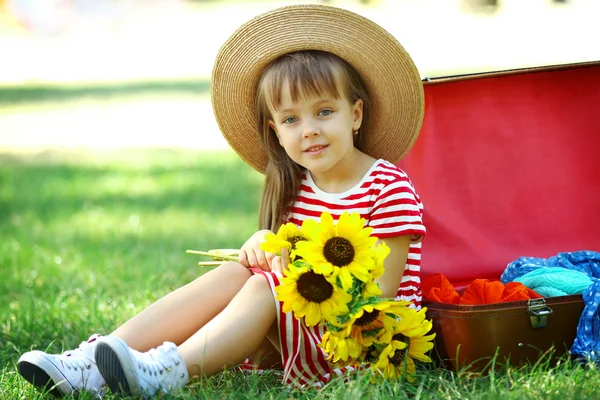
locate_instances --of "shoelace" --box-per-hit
[61,336,97,372]
[135,344,183,380]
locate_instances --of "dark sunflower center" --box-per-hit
[288,236,306,250]
[355,310,380,326]
[389,334,410,366]
[323,237,355,267]
[363,346,378,363]
[389,347,407,367]
[392,333,410,344]
[296,271,334,303]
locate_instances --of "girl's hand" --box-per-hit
[270,248,289,276]
[239,229,275,271]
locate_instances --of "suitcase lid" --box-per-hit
[422,61,600,84]
[399,61,600,287]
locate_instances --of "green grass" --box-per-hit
[2,149,600,399]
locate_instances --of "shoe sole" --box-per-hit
[17,353,75,397]
[95,337,142,398]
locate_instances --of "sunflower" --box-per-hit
[358,243,390,299]
[362,281,382,298]
[321,300,411,363]
[370,241,390,281]
[374,307,436,380]
[371,338,412,380]
[275,261,352,326]
[296,212,378,290]
[320,329,363,364]
[348,300,411,346]
[260,222,307,261]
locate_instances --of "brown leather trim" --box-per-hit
[423,294,582,312]
[424,295,585,371]
[422,61,600,85]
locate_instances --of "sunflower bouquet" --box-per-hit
[260,211,436,381]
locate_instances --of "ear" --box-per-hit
[268,120,284,146]
[352,99,364,131]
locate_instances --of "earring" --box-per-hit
[353,129,359,136]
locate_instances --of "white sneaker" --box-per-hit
[95,335,189,398]
[17,334,106,398]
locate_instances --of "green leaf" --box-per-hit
[362,328,382,338]
[292,259,314,270]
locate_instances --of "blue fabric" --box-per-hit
[576,280,600,361]
[514,267,592,297]
[501,251,600,284]
[501,250,600,360]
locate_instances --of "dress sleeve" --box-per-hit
[368,175,426,242]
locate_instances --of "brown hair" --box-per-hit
[255,50,370,231]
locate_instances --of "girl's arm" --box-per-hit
[375,235,411,298]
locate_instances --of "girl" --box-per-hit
[17,4,426,398]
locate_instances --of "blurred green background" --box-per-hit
[0,0,598,153]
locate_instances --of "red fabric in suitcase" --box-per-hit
[398,63,600,287]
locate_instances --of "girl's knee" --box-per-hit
[244,274,271,293]
[217,261,253,279]
[190,262,251,290]
[241,275,276,313]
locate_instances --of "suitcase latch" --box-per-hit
[527,298,553,329]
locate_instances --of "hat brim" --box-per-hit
[211,4,424,173]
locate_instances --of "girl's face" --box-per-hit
[268,81,363,177]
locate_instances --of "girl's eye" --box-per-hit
[283,116,298,124]
[319,109,333,117]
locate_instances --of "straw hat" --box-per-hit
[211,4,424,173]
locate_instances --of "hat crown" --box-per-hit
[211,4,424,173]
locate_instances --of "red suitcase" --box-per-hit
[398,61,600,370]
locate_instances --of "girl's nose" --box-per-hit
[302,122,320,138]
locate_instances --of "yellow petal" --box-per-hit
[275,283,297,295]
[349,263,371,282]
[292,299,308,317]
[313,261,335,276]
[379,330,392,343]
[319,299,333,319]
[348,339,363,359]
[304,302,322,326]
[405,357,417,380]
[339,267,354,290]
[300,219,321,241]
[281,297,298,313]
[363,281,382,297]
[320,213,337,239]
[337,338,349,361]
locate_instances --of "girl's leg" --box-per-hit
[178,274,278,377]
[16,261,250,396]
[246,320,282,369]
[18,261,256,397]
[95,274,280,397]
[111,261,252,351]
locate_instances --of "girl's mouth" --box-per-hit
[304,145,328,155]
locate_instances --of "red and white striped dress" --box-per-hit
[251,159,425,387]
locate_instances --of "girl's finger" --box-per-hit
[238,249,250,268]
[281,248,289,270]
[246,249,259,269]
[271,256,284,275]
[254,248,269,271]
[265,251,276,264]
